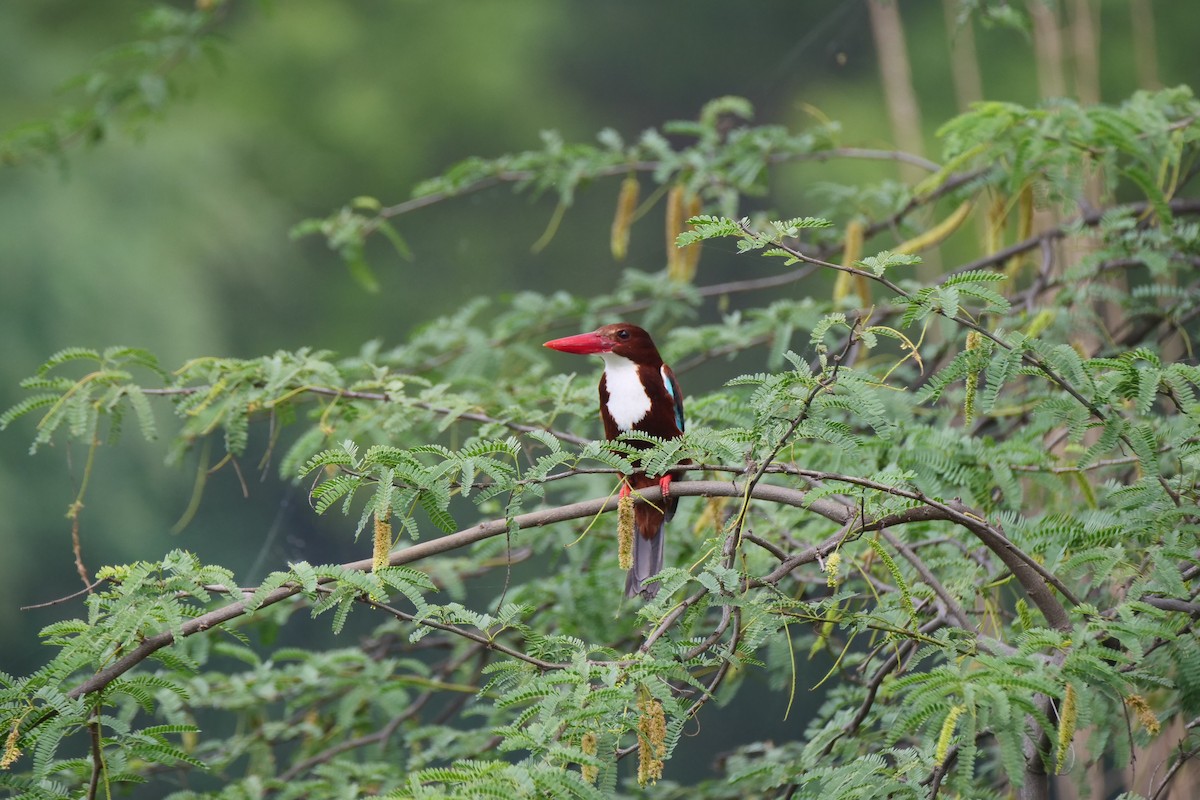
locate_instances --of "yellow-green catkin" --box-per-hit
[580,732,599,784]
[636,691,666,786]
[0,718,21,769]
[1055,683,1078,774]
[1014,598,1034,631]
[935,705,965,766]
[1125,694,1160,735]
[617,493,634,570]
[372,508,393,573]
[824,551,842,588]
[964,330,981,425]
[610,176,640,261]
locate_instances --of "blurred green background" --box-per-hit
[2,0,1196,778]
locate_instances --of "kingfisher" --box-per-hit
[543,323,686,599]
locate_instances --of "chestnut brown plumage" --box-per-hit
[544,323,686,599]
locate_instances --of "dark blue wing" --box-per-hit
[661,365,685,434]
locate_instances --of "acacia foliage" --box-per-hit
[3,82,1200,800]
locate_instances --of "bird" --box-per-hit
[543,323,686,599]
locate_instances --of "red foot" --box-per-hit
[619,481,631,499]
[659,474,673,501]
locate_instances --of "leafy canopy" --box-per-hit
[3,10,1200,800]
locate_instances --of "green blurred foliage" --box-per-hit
[1,1,1199,791]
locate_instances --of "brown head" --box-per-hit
[543,323,663,365]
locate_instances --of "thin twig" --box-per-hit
[362,596,562,670]
[20,578,108,611]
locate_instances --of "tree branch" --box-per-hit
[62,471,1054,706]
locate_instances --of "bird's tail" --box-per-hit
[625,507,665,600]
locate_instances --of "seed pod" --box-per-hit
[985,192,1007,256]
[665,184,687,281]
[678,192,703,280]
[693,496,727,534]
[610,176,640,261]
[1006,182,1034,277]
[834,218,868,306]
[894,200,973,255]
[372,508,393,573]
[617,492,634,570]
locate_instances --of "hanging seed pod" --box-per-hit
[1007,183,1034,277]
[693,496,727,534]
[834,218,868,306]
[617,492,634,570]
[610,176,640,261]
[985,191,1007,257]
[372,508,393,572]
[678,192,703,281]
[894,200,973,255]
[665,184,687,281]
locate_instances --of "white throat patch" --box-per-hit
[601,353,651,431]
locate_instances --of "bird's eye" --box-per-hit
[616,329,630,340]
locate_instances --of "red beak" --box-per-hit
[543,330,611,355]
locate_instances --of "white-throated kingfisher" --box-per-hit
[543,323,686,599]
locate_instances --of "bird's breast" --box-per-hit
[601,355,652,431]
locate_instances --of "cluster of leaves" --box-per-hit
[4,75,1200,800]
[292,94,846,292]
[1,3,226,167]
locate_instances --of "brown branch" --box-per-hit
[880,529,973,631]
[63,470,1053,707]
[1150,742,1200,800]
[275,696,430,784]
[270,637,491,786]
[769,467,1080,614]
[87,713,102,800]
[826,615,949,754]
[868,0,926,184]
[949,197,1200,278]
[62,480,835,702]
[683,607,743,719]
[374,146,945,224]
